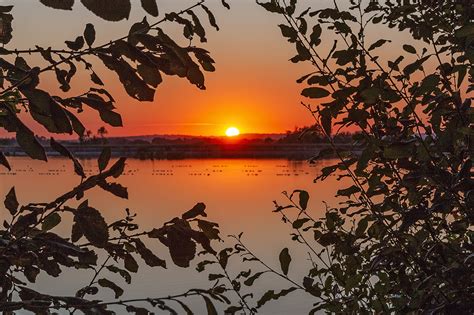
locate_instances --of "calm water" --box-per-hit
[0,157,345,314]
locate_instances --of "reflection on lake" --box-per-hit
[1,157,345,314]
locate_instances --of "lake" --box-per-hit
[0,157,346,314]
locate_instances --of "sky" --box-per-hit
[2,0,416,137]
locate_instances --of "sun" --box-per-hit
[225,126,240,137]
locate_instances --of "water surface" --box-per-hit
[1,157,345,314]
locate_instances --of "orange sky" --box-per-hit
[2,0,418,138]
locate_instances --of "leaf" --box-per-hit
[337,185,360,196]
[41,213,61,231]
[301,87,330,99]
[16,126,47,161]
[98,54,154,101]
[182,203,207,220]
[256,287,297,308]
[98,278,124,299]
[90,71,104,85]
[124,253,139,273]
[4,187,19,215]
[96,110,121,128]
[98,181,128,199]
[244,271,265,286]
[279,24,297,42]
[140,0,158,17]
[402,44,416,54]
[65,36,84,50]
[197,220,221,240]
[320,109,332,136]
[292,218,310,229]
[221,0,230,10]
[208,273,224,281]
[224,306,243,314]
[98,147,111,172]
[296,190,309,210]
[74,204,109,247]
[309,24,322,46]
[166,224,196,268]
[279,248,291,275]
[0,152,11,171]
[355,217,369,236]
[133,238,166,268]
[202,295,218,315]
[106,265,131,284]
[137,64,162,88]
[22,88,73,134]
[80,0,131,21]
[84,23,96,46]
[201,5,219,31]
[71,220,83,243]
[368,39,390,51]
[39,0,74,10]
[50,138,85,178]
[109,157,126,178]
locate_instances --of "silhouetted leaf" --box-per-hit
[0,13,13,44]
[279,24,297,42]
[98,181,128,199]
[98,54,155,101]
[167,225,196,268]
[279,248,291,275]
[124,253,139,273]
[65,36,84,50]
[292,218,310,229]
[221,0,230,10]
[182,203,207,220]
[41,213,61,231]
[98,278,123,298]
[197,220,220,240]
[50,138,85,178]
[140,0,159,17]
[202,295,218,315]
[84,23,96,47]
[0,152,11,171]
[295,190,309,210]
[80,0,131,21]
[201,5,219,31]
[244,271,266,286]
[368,39,390,51]
[39,0,74,10]
[16,126,47,161]
[320,110,332,136]
[106,265,131,284]
[98,147,111,172]
[133,238,166,268]
[337,185,360,196]
[402,44,416,54]
[74,204,109,247]
[225,306,243,314]
[309,24,322,46]
[109,157,126,178]
[256,287,297,308]
[4,187,19,215]
[90,71,104,85]
[301,87,330,99]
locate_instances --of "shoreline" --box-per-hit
[1,143,358,160]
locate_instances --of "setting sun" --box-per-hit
[225,127,240,137]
